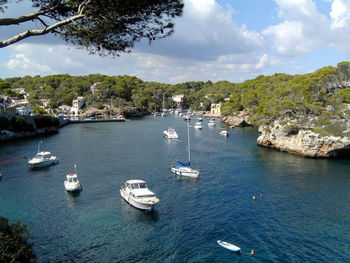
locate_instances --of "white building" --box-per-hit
[71,97,84,116]
[15,102,32,116]
[210,102,221,116]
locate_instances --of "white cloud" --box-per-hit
[330,0,350,29]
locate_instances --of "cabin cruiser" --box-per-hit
[64,173,82,192]
[28,151,59,168]
[120,180,160,211]
[194,122,202,130]
[220,130,229,137]
[208,118,216,127]
[163,127,179,139]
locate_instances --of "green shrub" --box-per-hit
[0,116,10,130]
[34,116,59,129]
[10,116,35,132]
[0,217,36,263]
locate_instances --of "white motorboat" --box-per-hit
[170,122,199,178]
[120,180,160,211]
[208,118,216,127]
[183,115,191,121]
[28,141,59,168]
[163,127,179,139]
[194,122,202,130]
[197,117,203,121]
[220,130,229,137]
[64,164,82,192]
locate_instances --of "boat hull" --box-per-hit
[217,240,241,253]
[170,166,199,178]
[120,188,156,211]
[64,182,81,192]
[28,159,59,168]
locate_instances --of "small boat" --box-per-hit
[170,122,199,178]
[219,130,229,137]
[208,118,216,127]
[163,127,179,139]
[217,240,241,253]
[197,117,203,121]
[194,122,202,130]
[64,165,82,192]
[183,115,191,121]
[28,141,59,168]
[120,180,160,211]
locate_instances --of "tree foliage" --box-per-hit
[0,217,36,263]
[0,0,184,54]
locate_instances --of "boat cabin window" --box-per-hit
[68,178,77,183]
[130,183,147,189]
[137,194,155,199]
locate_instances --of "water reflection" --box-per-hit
[65,190,81,208]
[119,198,159,223]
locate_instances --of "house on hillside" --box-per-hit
[172,94,184,109]
[210,102,221,116]
[71,97,84,116]
[15,101,32,116]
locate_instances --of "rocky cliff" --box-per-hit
[256,121,350,157]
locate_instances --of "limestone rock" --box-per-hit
[257,121,350,157]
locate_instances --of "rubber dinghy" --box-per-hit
[217,240,241,253]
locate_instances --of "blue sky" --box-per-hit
[1,0,350,83]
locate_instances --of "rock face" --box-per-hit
[222,111,252,127]
[257,121,350,157]
[0,127,58,142]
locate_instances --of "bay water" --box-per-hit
[0,116,349,262]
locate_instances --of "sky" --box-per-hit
[0,0,350,84]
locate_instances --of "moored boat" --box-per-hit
[120,180,159,211]
[194,122,202,130]
[219,130,229,137]
[163,127,179,139]
[217,240,241,253]
[64,164,82,192]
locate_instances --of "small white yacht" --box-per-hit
[220,130,229,137]
[194,122,202,130]
[183,115,191,121]
[208,118,216,127]
[120,180,160,211]
[163,127,179,139]
[64,164,81,192]
[28,141,59,168]
[197,117,203,121]
[28,151,59,168]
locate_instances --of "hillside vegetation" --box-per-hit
[1,62,350,136]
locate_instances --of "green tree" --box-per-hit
[0,0,184,55]
[0,217,36,263]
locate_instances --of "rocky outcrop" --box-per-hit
[257,121,350,157]
[222,111,252,127]
[0,127,58,142]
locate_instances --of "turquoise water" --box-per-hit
[0,116,349,262]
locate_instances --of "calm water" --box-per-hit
[0,116,349,263]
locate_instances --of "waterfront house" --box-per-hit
[71,97,85,116]
[210,102,221,116]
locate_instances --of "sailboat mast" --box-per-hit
[187,121,191,163]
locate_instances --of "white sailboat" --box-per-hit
[170,122,199,178]
[161,93,167,117]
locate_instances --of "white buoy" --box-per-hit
[252,196,256,200]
